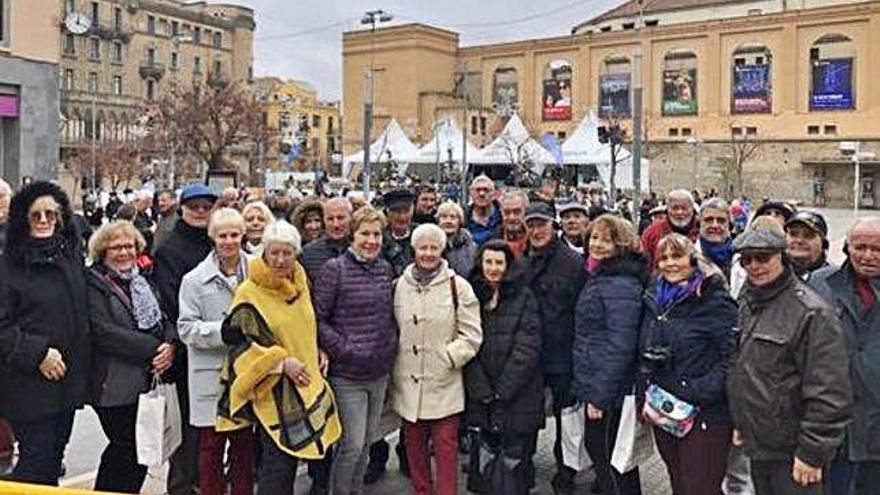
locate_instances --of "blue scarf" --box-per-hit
[700,236,733,269]
[654,271,704,310]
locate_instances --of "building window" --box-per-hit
[328,116,334,133]
[90,2,99,27]
[824,124,838,135]
[147,47,156,64]
[172,21,179,36]
[114,7,122,30]
[113,75,122,95]
[212,59,221,75]
[88,72,98,92]
[599,56,632,118]
[471,116,478,135]
[89,37,100,59]
[681,127,693,137]
[212,31,222,48]
[312,114,321,128]
[810,34,855,111]
[662,51,698,116]
[668,128,679,137]
[146,80,156,100]
[65,0,74,14]
[557,131,567,140]
[732,126,743,137]
[112,41,122,62]
[480,117,487,134]
[194,27,201,44]
[807,125,820,135]
[147,15,155,34]
[64,69,75,90]
[248,66,253,81]
[194,56,202,73]
[745,126,758,136]
[171,52,179,69]
[731,43,772,114]
[64,34,76,54]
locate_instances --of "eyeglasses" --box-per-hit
[740,252,775,267]
[29,209,58,223]
[107,243,137,252]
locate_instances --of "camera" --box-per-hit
[640,345,673,375]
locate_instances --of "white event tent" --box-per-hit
[561,111,650,191]
[471,114,556,175]
[343,119,421,165]
[413,118,483,168]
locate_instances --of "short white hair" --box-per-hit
[242,200,273,223]
[208,207,246,239]
[700,198,730,217]
[411,223,447,248]
[435,200,464,224]
[501,189,529,208]
[262,220,302,254]
[469,174,494,190]
[667,189,695,206]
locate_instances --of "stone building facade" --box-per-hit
[342,0,880,207]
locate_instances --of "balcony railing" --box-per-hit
[139,61,166,80]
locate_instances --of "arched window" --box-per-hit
[599,55,631,118]
[492,66,519,117]
[542,59,572,121]
[661,51,697,116]
[731,43,772,114]
[810,34,855,110]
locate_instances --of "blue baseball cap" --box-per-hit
[179,183,218,205]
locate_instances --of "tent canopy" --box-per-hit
[343,119,421,164]
[560,110,633,164]
[413,119,482,167]
[472,114,555,172]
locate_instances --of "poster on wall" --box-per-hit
[732,64,771,113]
[492,67,519,117]
[542,60,572,121]
[662,68,698,115]
[598,73,631,118]
[810,57,854,110]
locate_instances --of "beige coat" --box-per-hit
[391,261,483,423]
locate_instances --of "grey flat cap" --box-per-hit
[733,217,787,252]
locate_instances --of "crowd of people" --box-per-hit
[0,171,877,495]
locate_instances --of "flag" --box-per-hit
[541,133,564,169]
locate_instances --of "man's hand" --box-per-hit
[732,429,744,447]
[151,343,175,375]
[282,357,311,387]
[586,403,604,421]
[792,457,822,486]
[39,348,67,381]
[318,349,330,377]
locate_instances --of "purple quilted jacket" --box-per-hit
[314,250,399,380]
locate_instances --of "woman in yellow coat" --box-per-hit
[217,220,341,495]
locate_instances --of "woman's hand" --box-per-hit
[318,349,330,377]
[152,343,175,375]
[39,348,67,381]
[586,403,604,421]
[283,357,311,387]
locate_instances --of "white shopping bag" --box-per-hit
[560,403,592,471]
[610,395,655,474]
[136,376,182,466]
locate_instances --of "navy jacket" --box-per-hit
[572,252,647,411]
[638,273,737,426]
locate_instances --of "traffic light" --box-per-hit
[598,124,625,145]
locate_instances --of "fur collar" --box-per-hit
[247,255,308,304]
[596,251,650,285]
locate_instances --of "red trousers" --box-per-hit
[654,423,732,495]
[403,415,460,495]
[198,427,256,495]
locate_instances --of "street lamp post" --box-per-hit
[169,34,192,189]
[632,0,646,224]
[360,9,393,197]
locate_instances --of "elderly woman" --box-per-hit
[0,181,90,485]
[465,239,543,494]
[242,200,274,254]
[392,223,483,495]
[572,214,647,495]
[218,220,341,495]
[638,233,737,495]
[86,220,175,493]
[178,208,254,495]
[436,200,477,276]
[290,199,325,246]
[313,206,398,495]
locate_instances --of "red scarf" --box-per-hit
[856,277,876,312]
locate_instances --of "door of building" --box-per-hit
[860,173,875,209]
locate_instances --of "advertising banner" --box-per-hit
[492,67,519,117]
[810,58,854,110]
[598,73,631,118]
[542,61,572,121]
[732,64,771,114]
[662,68,698,115]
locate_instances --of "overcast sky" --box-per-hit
[218,0,625,101]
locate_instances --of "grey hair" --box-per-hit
[700,197,730,218]
[262,220,302,254]
[501,189,530,208]
[435,200,464,224]
[325,196,353,214]
[411,223,447,248]
[667,189,695,206]
[469,174,494,189]
[208,207,246,239]
[847,216,880,243]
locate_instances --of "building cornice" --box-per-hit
[139,0,255,31]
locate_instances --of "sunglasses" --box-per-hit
[740,252,776,267]
[29,209,58,223]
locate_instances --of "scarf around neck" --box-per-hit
[700,236,733,268]
[413,263,442,286]
[654,270,705,310]
[112,266,163,331]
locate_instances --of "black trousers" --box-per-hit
[256,427,299,495]
[9,409,75,486]
[94,405,148,494]
[751,460,824,495]
[584,406,642,495]
[545,373,577,480]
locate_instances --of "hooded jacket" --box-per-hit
[0,181,90,422]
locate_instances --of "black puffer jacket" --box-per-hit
[87,265,172,408]
[728,269,853,466]
[299,236,349,283]
[0,181,90,423]
[465,269,544,434]
[382,229,413,278]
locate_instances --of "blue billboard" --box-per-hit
[732,64,771,113]
[810,58,854,110]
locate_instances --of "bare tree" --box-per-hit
[725,122,762,199]
[67,140,142,195]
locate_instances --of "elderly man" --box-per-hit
[465,175,502,246]
[810,217,880,495]
[696,198,735,279]
[785,211,832,283]
[522,202,587,493]
[557,200,589,255]
[152,188,179,253]
[382,189,416,277]
[497,189,530,258]
[728,217,852,495]
[299,197,352,282]
[640,189,700,269]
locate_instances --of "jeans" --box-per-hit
[584,406,642,495]
[403,415,460,495]
[199,426,256,495]
[826,457,880,495]
[329,375,389,495]
[94,405,148,493]
[751,460,823,495]
[256,427,298,495]
[654,423,731,495]
[168,374,199,495]
[9,409,75,486]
